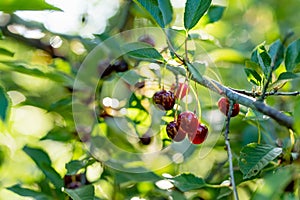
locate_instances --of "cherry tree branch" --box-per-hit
[167,65,294,129]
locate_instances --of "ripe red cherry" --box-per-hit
[166,121,186,142]
[188,123,208,144]
[217,97,239,117]
[171,82,188,99]
[177,111,199,136]
[153,90,175,110]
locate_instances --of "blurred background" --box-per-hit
[0,0,300,199]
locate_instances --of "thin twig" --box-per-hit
[225,101,239,200]
[231,88,300,98]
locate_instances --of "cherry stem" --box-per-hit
[188,82,202,119]
[224,100,239,200]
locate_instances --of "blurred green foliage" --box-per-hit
[0,0,299,199]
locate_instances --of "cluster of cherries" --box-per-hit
[152,83,240,145]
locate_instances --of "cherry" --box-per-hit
[188,123,208,144]
[177,111,199,136]
[153,90,175,110]
[171,82,188,99]
[138,34,155,47]
[217,97,239,117]
[140,132,151,145]
[166,121,186,142]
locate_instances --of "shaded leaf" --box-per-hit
[171,173,206,192]
[158,0,173,26]
[23,146,63,189]
[7,185,51,200]
[64,185,95,200]
[257,45,271,78]
[207,5,225,23]
[277,72,298,81]
[0,47,14,57]
[252,166,294,200]
[166,28,186,58]
[134,0,173,27]
[66,159,95,175]
[239,143,282,179]
[187,62,204,83]
[49,97,72,112]
[122,42,165,62]
[285,39,300,72]
[0,86,9,122]
[0,0,61,12]
[251,49,259,64]
[41,128,74,142]
[245,60,264,75]
[0,61,73,86]
[66,160,86,175]
[268,39,284,70]
[23,146,52,167]
[184,0,212,30]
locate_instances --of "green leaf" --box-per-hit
[134,0,173,27]
[245,60,264,75]
[277,72,298,81]
[186,62,204,83]
[171,173,206,192]
[257,45,271,78]
[64,185,95,200]
[244,68,262,86]
[23,146,63,189]
[285,39,300,72]
[252,166,294,200]
[158,0,173,26]
[166,28,186,58]
[251,49,259,64]
[0,61,73,86]
[48,97,72,112]
[66,160,86,175]
[239,143,282,179]
[0,0,61,12]
[7,185,51,200]
[207,5,225,23]
[0,86,9,122]
[268,39,284,70]
[23,146,52,166]
[41,128,74,142]
[122,42,165,62]
[294,98,300,135]
[184,0,212,30]
[0,47,14,57]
